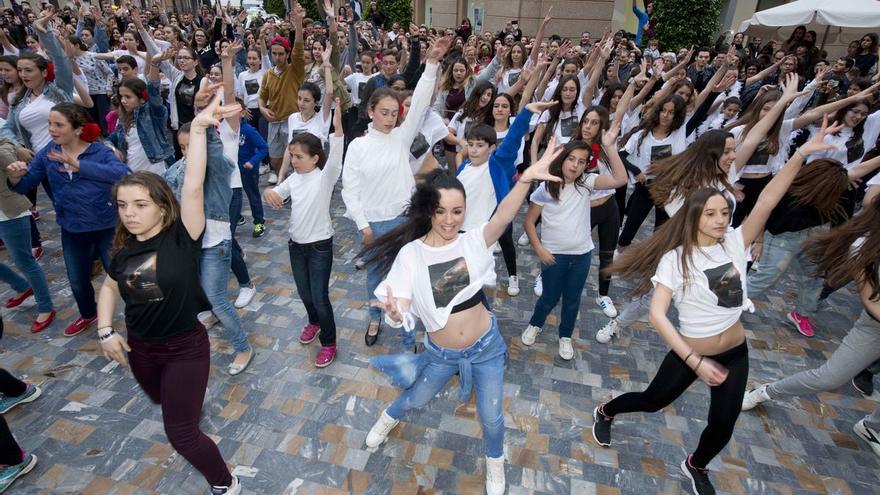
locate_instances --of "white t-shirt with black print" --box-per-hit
[622,126,689,179]
[344,72,376,106]
[237,68,266,109]
[409,110,449,172]
[730,118,795,179]
[651,226,754,338]
[287,110,332,146]
[538,101,587,145]
[808,111,880,170]
[376,224,496,332]
[530,175,598,255]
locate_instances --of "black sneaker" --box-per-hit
[237,216,246,226]
[592,404,613,447]
[681,455,716,495]
[853,369,875,396]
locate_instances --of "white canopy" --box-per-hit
[738,0,880,53]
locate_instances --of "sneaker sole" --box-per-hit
[854,420,880,457]
[300,335,318,345]
[2,454,38,491]
[592,407,611,447]
[64,320,95,338]
[786,313,814,337]
[0,387,41,414]
[680,459,701,495]
[852,377,874,397]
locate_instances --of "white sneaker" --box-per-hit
[234,284,257,308]
[595,319,619,344]
[507,276,520,296]
[492,242,502,254]
[596,296,618,318]
[534,276,543,297]
[259,164,269,175]
[268,172,278,184]
[558,337,574,360]
[211,474,241,495]
[485,456,506,495]
[521,325,541,346]
[517,232,529,246]
[854,419,880,457]
[741,384,771,411]
[198,311,219,329]
[365,410,399,448]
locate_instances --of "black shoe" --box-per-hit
[364,321,381,346]
[592,404,613,447]
[237,216,246,226]
[681,455,716,495]
[853,369,875,396]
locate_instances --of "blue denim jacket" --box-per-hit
[163,127,233,222]
[108,80,174,166]
[0,29,74,149]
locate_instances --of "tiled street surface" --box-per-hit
[2,184,879,495]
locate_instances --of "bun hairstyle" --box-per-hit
[362,169,467,276]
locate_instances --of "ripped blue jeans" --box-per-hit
[372,314,507,457]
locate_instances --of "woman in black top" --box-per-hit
[96,96,243,495]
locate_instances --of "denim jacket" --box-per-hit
[107,80,174,166]
[0,29,74,149]
[163,127,233,222]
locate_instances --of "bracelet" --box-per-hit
[97,326,114,338]
[695,356,704,371]
[98,329,116,342]
[684,350,694,364]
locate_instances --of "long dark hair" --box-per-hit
[111,171,180,254]
[726,89,785,155]
[117,78,148,130]
[12,54,48,107]
[546,140,595,200]
[605,188,731,295]
[623,94,686,151]
[830,101,869,161]
[787,158,849,223]
[648,130,735,207]
[542,75,581,144]
[0,55,19,105]
[576,105,610,168]
[362,169,467,277]
[804,193,880,301]
[454,80,495,126]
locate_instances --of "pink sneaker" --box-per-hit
[315,345,336,368]
[787,311,815,337]
[300,323,320,344]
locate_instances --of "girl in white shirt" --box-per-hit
[521,127,627,360]
[236,48,267,135]
[264,100,344,369]
[591,122,839,495]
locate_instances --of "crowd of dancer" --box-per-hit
[0,1,878,494]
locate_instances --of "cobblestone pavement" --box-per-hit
[2,182,879,495]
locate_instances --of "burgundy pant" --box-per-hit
[128,325,231,487]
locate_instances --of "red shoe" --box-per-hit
[30,310,56,333]
[64,316,97,337]
[32,247,42,261]
[300,323,320,344]
[5,288,33,308]
[786,311,816,337]
[315,345,336,368]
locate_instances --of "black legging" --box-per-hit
[0,366,27,465]
[497,223,517,277]
[731,175,772,228]
[603,342,748,468]
[590,197,619,296]
[618,181,668,247]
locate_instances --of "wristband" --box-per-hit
[695,356,704,371]
[684,350,694,364]
[97,326,114,338]
[98,329,116,342]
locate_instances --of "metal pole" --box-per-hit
[820,24,830,50]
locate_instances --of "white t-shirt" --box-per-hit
[458,163,497,232]
[287,110,331,146]
[273,134,343,243]
[344,72,375,106]
[449,110,474,149]
[409,110,448,172]
[237,68,266,108]
[808,112,880,170]
[110,50,147,74]
[664,181,737,217]
[622,126,688,179]
[496,68,523,94]
[219,122,242,189]
[530,175,598,255]
[651,226,754,338]
[538,101,586,145]
[730,118,794,178]
[375,224,496,332]
[125,125,166,174]
[588,158,614,200]
[18,94,54,152]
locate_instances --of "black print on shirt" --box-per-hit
[358,81,367,97]
[428,257,470,308]
[176,82,196,107]
[508,71,521,87]
[410,133,430,159]
[846,138,865,164]
[703,262,743,308]
[650,144,672,162]
[244,79,260,95]
[122,251,164,304]
[748,142,770,166]
[559,115,578,138]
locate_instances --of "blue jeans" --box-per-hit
[288,237,336,346]
[0,216,52,312]
[747,229,821,316]
[382,314,507,457]
[239,162,265,225]
[200,240,251,353]
[364,215,407,322]
[529,252,592,338]
[61,227,114,318]
[228,188,251,287]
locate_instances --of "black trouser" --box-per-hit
[614,185,628,219]
[618,181,668,247]
[0,366,27,465]
[288,237,336,346]
[604,341,749,468]
[590,197,620,296]
[732,175,772,228]
[497,224,517,277]
[88,93,112,136]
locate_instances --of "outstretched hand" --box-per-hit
[191,93,241,130]
[521,136,564,184]
[799,114,844,157]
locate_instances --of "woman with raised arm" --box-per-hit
[363,140,563,495]
[591,118,840,495]
[97,96,243,495]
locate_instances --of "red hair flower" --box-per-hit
[588,143,601,171]
[79,123,102,143]
[140,88,148,100]
[45,63,55,82]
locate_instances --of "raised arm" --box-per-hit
[320,43,334,121]
[518,61,549,111]
[793,81,880,130]
[594,121,628,189]
[528,11,552,67]
[221,39,242,132]
[733,72,801,172]
[583,37,614,107]
[745,58,781,87]
[34,12,74,96]
[398,36,450,144]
